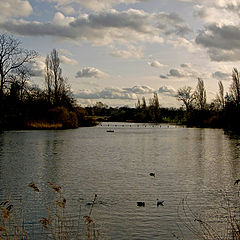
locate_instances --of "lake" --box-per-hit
[0,123,240,239]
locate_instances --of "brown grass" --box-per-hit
[175,191,240,240]
[0,182,100,240]
[25,121,63,129]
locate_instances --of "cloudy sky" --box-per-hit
[1,0,239,107]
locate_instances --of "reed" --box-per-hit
[175,191,240,240]
[25,121,63,129]
[0,182,100,240]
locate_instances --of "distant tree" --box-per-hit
[149,92,161,122]
[45,54,53,104]
[8,66,31,101]
[230,68,240,108]
[176,86,195,112]
[0,33,37,97]
[142,96,147,109]
[135,98,141,109]
[194,78,206,111]
[213,80,225,111]
[45,49,71,106]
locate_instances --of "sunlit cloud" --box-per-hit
[76,67,108,78]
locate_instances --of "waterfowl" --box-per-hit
[157,199,164,207]
[137,202,145,207]
[235,179,240,185]
[149,173,155,177]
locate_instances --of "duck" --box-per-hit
[149,173,155,177]
[137,201,145,207]
[234,179,240,185]
[157,199,164,207]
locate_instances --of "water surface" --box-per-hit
[0,123,240,239]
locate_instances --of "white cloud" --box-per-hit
[110,45,144,59]
[53,12,75,26]
[74,87,137,100]
[123,85,155,94]
[168,37,200,53]
[74,85,176,101]
[56,5,75,15]
[44,0,149,12]
[76,67,107,78]
[59,48,73,56]
[27,57,45,77]
[194,4,240,26]
[60,55,78,65]
[160,63,200,79]
[0,9,191,47]
[158,86,177,96]
[0,0,32,21]
[154,12,192,36]
[148,57,165,68]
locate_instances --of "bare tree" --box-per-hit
[0,33,37,97]
[215,80,225,110]
[194,78,206,111]
[50,49,62,104]
[177,86,195,112]
[135,98,141,109]
[9,66,31,101]
[142,96,147,109]
[45,49,67,105]
[230,68,240,107]
[149,92,161,122]
[45,54,53,104]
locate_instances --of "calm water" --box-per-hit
[1,123,240,239]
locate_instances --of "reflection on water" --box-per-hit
[0,124,240,239]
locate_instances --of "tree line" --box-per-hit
[84,70,240,132]
[0,33,94,130]
[1,33,240,132]
[176,71,240,131]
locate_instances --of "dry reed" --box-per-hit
[175,190,240,240]
[0,182,100,240]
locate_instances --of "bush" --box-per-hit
[48,107,78,129]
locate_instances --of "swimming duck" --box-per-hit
[157,199,164,207]
[137,202,145,207]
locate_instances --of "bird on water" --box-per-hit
[234,179,240,185]
[149,173,155,177]
[137,202,145,207]
[157,199,164,207]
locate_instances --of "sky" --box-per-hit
[0,0,240,107]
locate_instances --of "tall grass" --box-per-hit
[175,190,240,240]
[0,182,100,240]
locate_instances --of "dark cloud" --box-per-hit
[195,23,240,61]
[180,63,189,68]
[0,9,155,43]
[76,67,107,78]
[208,48,240,62]
[168,69,184,77]
[0,20,77,38]
[70,9,150,33]
[155,12,192,36]
[196,24,240,50]
[160,75,168,79]
[212,71,231,80]
[0,9,190,46]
